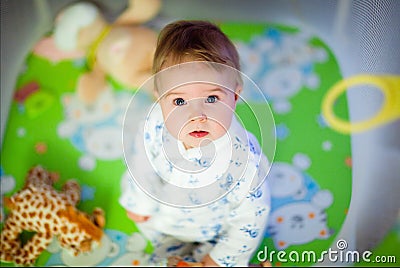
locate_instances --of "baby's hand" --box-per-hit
[201,254,219,267]
[126,210,150,222]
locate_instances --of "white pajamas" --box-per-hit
[120,104,271,267]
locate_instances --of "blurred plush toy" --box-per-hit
[52,0,161,104]
[0,165,105,266]
[0,171,16,223]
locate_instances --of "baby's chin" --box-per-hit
[181,134,221,150]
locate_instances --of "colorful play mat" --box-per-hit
[1,22,352,266]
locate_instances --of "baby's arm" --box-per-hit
[119,165,160,222]
[120,120,160,222]
[201,254,219,267]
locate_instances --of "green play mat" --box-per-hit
[1,22,352,266]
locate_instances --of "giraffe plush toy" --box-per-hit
[0,165,105,266]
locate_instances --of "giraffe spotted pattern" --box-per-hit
[0,165,105,266]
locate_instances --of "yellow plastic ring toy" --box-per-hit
[322,74,400,134]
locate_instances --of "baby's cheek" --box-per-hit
[212,123,229,140]
[165,120,183,139]
[209,109,234,134]
[161,107,188,137]
[209,100,234,119]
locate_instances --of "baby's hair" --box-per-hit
[152,20,241,74]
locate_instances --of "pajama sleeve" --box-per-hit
[119,171,160,216]
[119,121,160,216]
[209,172,271,267]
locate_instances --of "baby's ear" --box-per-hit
[153,89,160,99]
[234,85,243,101]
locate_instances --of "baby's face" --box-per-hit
[158,83,239,149]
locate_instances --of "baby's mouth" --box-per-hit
[189,131,209,138]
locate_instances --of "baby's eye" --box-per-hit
[173,98,186,106]
[205,95,218,103]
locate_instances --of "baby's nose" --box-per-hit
[189,111,207,123]
[192,113,207,123]
[188,99,207,122]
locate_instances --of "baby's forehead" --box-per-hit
[155,62,240,95]
[165,82,234,96]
